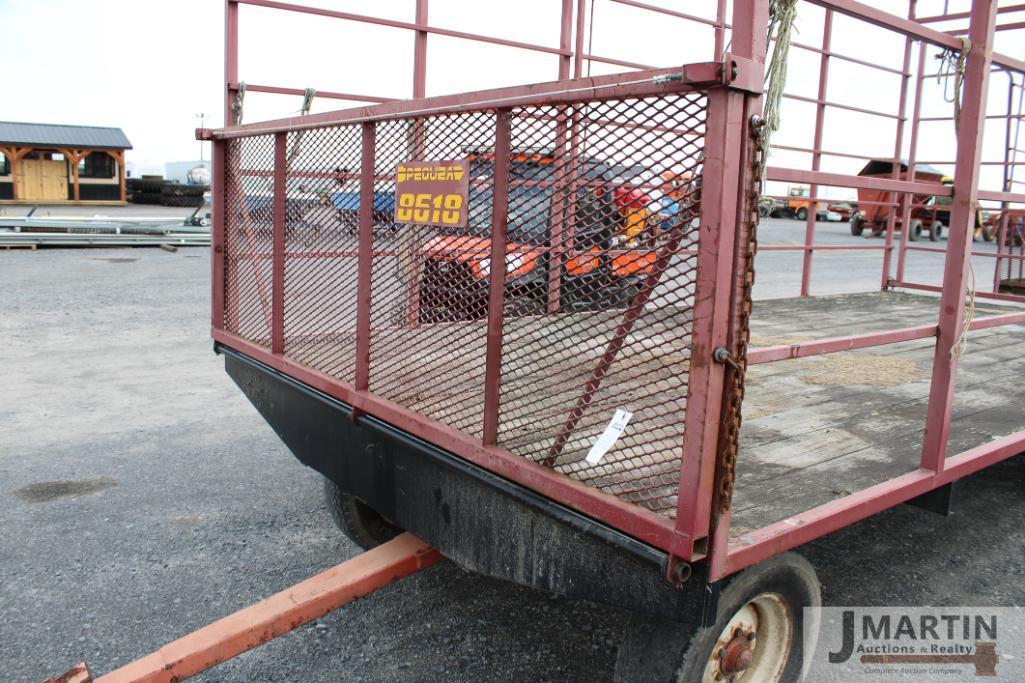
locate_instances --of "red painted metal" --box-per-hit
[767,166,953,196]
[212,327,692,557]
[236,83,395,104]
[724,429,1025,576]
[214,63,727,139]
[354,122,375,395]
[215,0,1025,590]
[271,133,285,354]
[916,3,1025,24]
[92,534,440,682]
[892,279,1025,305]
[675,0,769,555]
[896,42,928,285]
[800,9,831,297]
[236,0,570,58]
[918,0,999,474]
[225,1,238,126]
[482,110,511,447]
[747,324,938,365]
[413,0,428,99]
[880,29,915,291]
[211,140,226,331]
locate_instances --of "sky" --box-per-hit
[1,0,1022,197]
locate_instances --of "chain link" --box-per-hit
[715,114,766,513]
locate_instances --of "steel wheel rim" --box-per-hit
[701,592,794,683]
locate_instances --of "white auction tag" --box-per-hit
[585,409,633,465]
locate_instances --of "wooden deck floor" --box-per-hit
[281,289,1025,536]
[733,291,1025,537]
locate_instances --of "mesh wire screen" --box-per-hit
[222,89,707,518]
[495,94,705,517]
[224,134,275,347]
[365,113,498,439]
[280,125,364,381]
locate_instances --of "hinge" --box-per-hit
[721,53,764,94]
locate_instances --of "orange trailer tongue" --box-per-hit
[47,534,440,683]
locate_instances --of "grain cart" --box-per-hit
[850,159,946,240]
[51,0,1025,681]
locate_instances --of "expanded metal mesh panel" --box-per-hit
[221,86,709,520]
[224,134,275,347]
[494,94,706,517]
[281,125,364,381]
[367,113,498,438]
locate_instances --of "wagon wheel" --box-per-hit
[795,207,808,221]
[908,219,923,242]
[323,477,402,550]
[850,214,863,237]
[614,553,821,683]
[929,221,944,242]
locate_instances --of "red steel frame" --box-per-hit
[209,0,1025,583]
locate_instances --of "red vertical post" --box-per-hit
[994,74,1015,292]
[920,0,998,472]
[413,0,428,98]
[897,43,927,284]
[546,0,576,313]
[271,132,286,354]
[225,0,239,126]
[482,110,512,446]
[800,9,832,297]
[355,122,376,393]
[573,0,586,78]
[211,139,226,332]
[674,0,769,558]
[559,0,573,80]
[714,0,727,59]
[880,32,914,290]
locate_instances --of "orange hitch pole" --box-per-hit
[49,534,440,683]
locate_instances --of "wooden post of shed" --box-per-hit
[60,149,83,201]
[118,150,126,202]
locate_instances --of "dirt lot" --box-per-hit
[2,219,1024,681]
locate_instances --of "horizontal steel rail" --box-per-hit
[234,0,571,56]
[209,62,730,139]
[766,167,955,196]
[724,429,1025,575]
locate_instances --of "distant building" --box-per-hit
[0,122,132,204]
[164,160,211,185]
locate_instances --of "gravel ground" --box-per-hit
[1,217,1023,681]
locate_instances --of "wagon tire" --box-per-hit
[613,552,821,683]
[908,219,923,242]
[796,207,808,221]
[929,221,944,242]
[850,214,864,236]
[323,477,402,550]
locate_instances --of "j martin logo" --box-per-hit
[805,608,1024,680]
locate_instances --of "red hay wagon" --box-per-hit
[56,1,1025,681]
[195,0,1025,679]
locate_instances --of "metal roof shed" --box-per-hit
[0,122,132,204]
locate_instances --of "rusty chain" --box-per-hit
[715,114,766,513]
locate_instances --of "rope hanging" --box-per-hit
[760,0,799,181]
[299,87,316,116]
[936,38,971,131]
[951,261,976,360]
[232,81,247,126]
